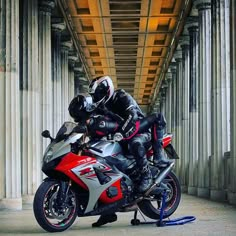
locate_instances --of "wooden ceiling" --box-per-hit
[65,0,189,106]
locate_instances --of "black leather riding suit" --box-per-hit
[87,89,152,173]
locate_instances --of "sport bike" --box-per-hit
[33,116,181,232]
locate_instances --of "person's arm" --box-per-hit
[115,90,140,139]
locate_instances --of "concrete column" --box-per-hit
[195,0,212,198]
[170,63,177,148]
[39,0,55,150]
[21,0,42,206]
[61,41,72,121]
[180,40,190,193]
[228,0,236,205]
[68,53,78,101]
[0,0,22,209]
[211,0,230,201]
[173,50,182,177]
[187,21,199,196]
[165,72,172,133]
[160,88,166,115]
[52,22,66,136]
[152,98,161,113]
[74,72,81,96]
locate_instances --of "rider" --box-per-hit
[86,75,171,227]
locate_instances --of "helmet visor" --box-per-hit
[90,80,109,103]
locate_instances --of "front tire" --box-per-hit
[33,180,78,232]
[138,171,181,219]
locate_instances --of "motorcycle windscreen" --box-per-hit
[164,144,179,159]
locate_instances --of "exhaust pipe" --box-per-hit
[145,162,175,196]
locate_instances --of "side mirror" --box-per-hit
[41,130,53,141]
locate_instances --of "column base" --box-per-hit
[181,185,188,193]
[188,186,197,195]
[22,195,34,209]
[0,198,22,210]
[197,187,210,198]
[227,191,236,206]
[210,189,226,202]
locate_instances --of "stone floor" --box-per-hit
[0,194,236,236]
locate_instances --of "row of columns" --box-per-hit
[0,0,86,209]
[157,0,236,205]
[0,0,21,208]
[229,0,236,204]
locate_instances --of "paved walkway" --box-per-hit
[0,194,236,236]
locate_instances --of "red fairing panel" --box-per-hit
[55,153,96,190]
[99,179,123,204]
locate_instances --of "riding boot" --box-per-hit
[152,128,173,167]
[137,164,152,193]
[92,213,117,227]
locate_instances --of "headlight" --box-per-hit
[43,147,54,163]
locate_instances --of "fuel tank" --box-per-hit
[89,140,123,157]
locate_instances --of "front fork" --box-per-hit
[56,180,72,207]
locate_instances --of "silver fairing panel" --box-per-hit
[89,140,123,157]
[71,161,123,213]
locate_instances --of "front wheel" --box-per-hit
[138,171,181,219]
[33,180,78,232]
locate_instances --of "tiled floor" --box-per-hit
[0,194,236,236]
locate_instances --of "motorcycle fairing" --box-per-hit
[55,152,124,214]
[55,152,97,190]
[71,162,123,213]
[43,133,84,162]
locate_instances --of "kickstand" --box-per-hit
[131,208,155,225]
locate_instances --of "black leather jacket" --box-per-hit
[86,89,145,139]
[105,89,144,138]
[106,89,144,119]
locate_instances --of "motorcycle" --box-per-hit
[33,116,181,232]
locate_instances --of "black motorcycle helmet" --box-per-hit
[68,94,95,123]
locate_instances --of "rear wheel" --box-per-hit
[33,180,78,232]
[138,171,181,219]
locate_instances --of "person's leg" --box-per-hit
[129,134,152,193]
[152,113,173,167]
[92,213,117,227]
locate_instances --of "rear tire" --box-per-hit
[33,180,78,232]
[138,171,181,219]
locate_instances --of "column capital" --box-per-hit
[165,72,172,82]
[194,0,211,11]
[74,61,84,73]
[61,40,73,52]
[39,0,55,14]
[179,35,190,48]
[186,17,199,32]
[68,53,79,69]
[170,62,177,73]
[173,50,182,62]
[52,22,66,33]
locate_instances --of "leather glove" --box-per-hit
[87,115,118,137]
